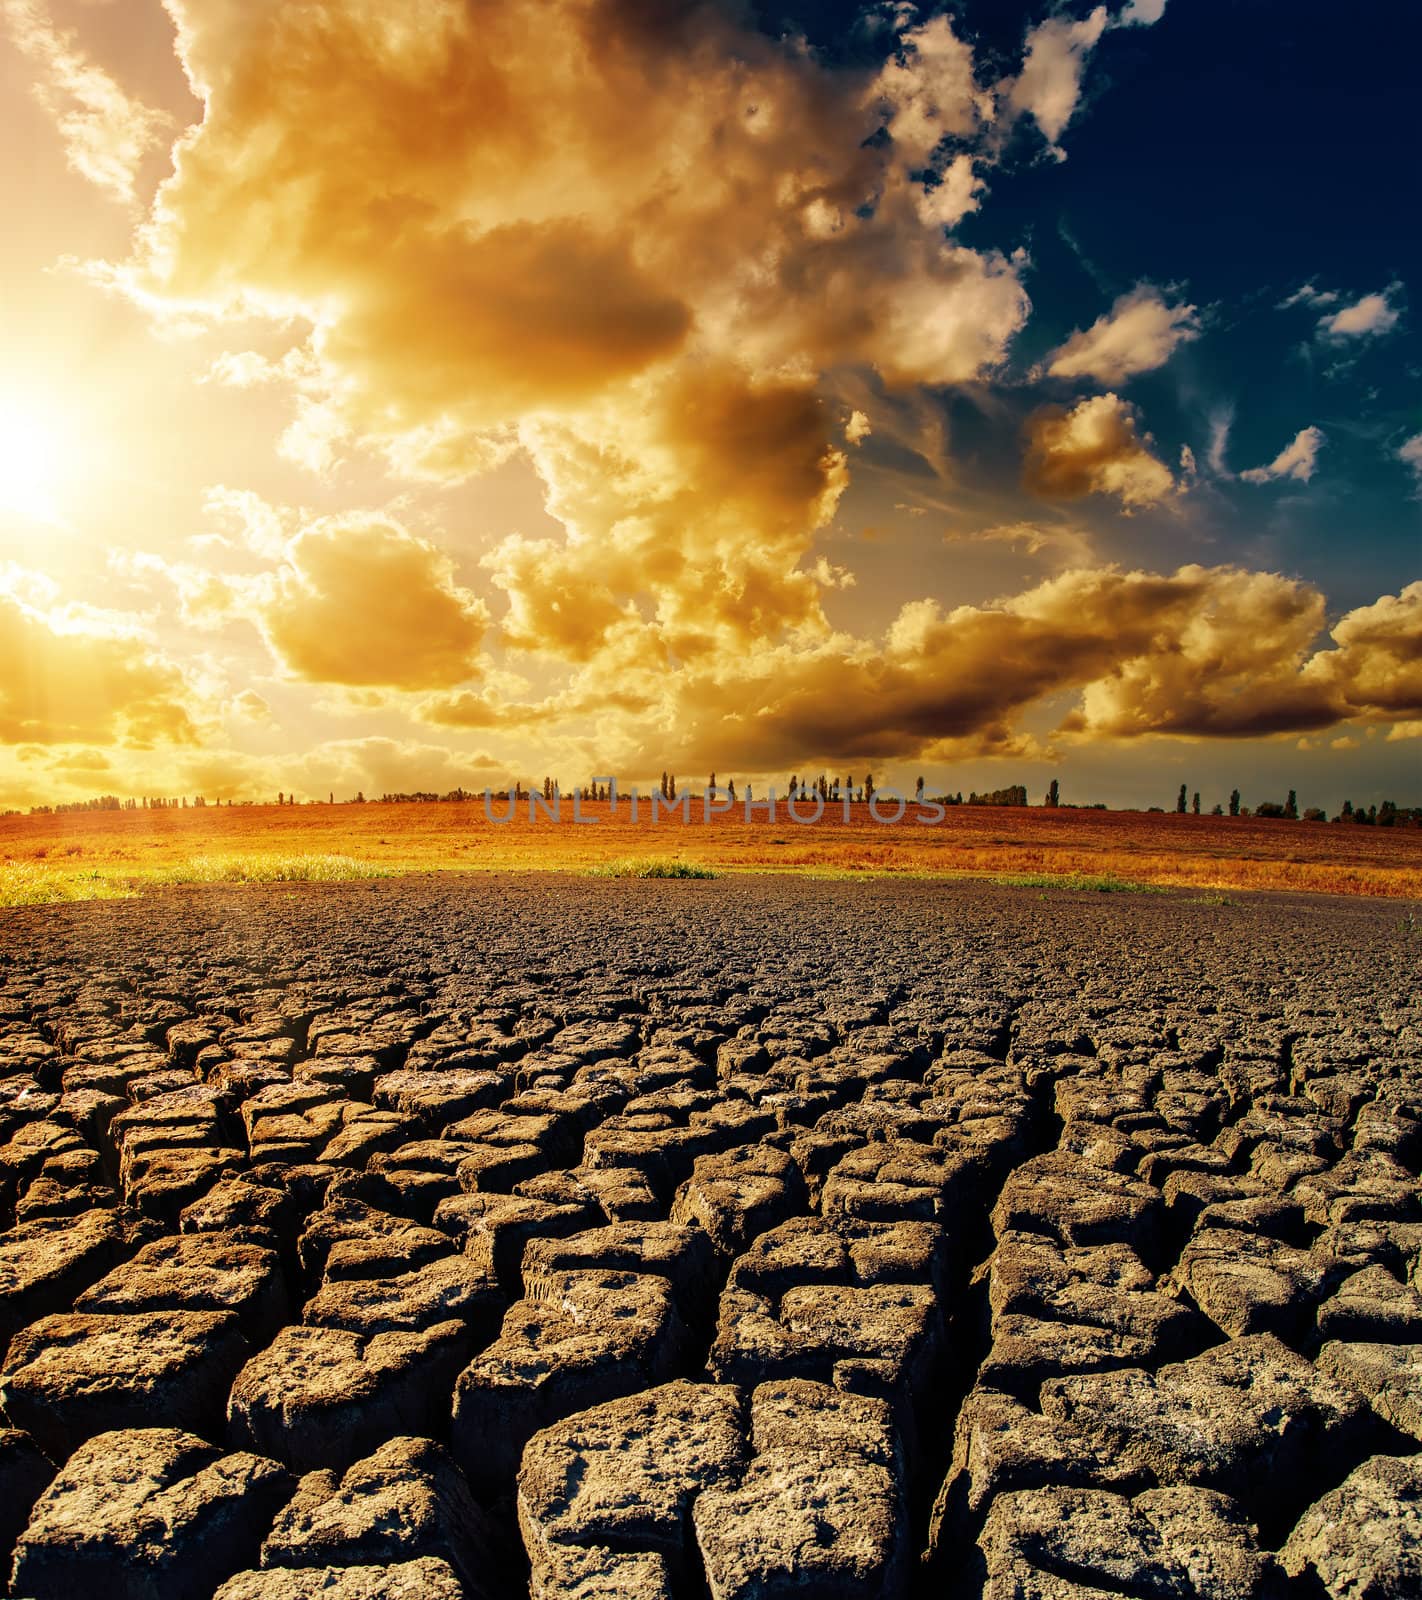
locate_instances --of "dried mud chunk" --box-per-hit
[10,1426,291,1600]
[669,1144,807,1258]
[227,1321,469,1473]
[528,1544,675,1599]
[1039,1334,1372,1522]
[303,1253,503,1338]
[434,1189,600,1287]
[930,1384,1146,1548]
[1318,1341,1422,1442]
[522,1221,718,1326]
[518,1380,745,1582]
[122,1145,244,1220]
[75,1232,288,1342]
[0,1208,148,1352]
[570,1164,662,1221]
[214,1558,465,1599]
[695,1450,903,1600]
[260,1436,495,1597]
[1174,1227,1344,1342]
[180,1176,295,1247]
[1316,1266,1422,1344]
[1282,1454,1422,1600]
[374,1068,507,1125]
[976,1485,1281,1600]
[296,1200,453,1287]
[749,1380,899,1470]
[992,1152,1165,1254]
[451,1268,685,1495]
[0,1309,248,1456]
[820,1139,989,1224]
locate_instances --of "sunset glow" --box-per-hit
[0,1,1417,812]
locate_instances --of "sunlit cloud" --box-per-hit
[1,0,168,203]
[1240,425,1325,485]
[1022,393,1177,508]
[1043,285,1202,385]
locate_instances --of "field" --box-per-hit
[4,796,1422,904]
[0,875,1417,1597]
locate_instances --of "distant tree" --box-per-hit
[1211,803,1223,816]
[1379,799,1399,827]
[788,775,798,798]
[865,773,875,802]
[1192,792,1200,815]
[1177,784,1187,814]
[1340,799,1354,821]
[916,776,925,801]
[1045,779,1059,808]
[1302,807,1327,822]
[1228,788,1240,817]
[355,791,365,803]
[669,773,677,799]
[660,770,668,799]
[727,778,737,803]
[1285,789,1298,820]
[709,772,716,794]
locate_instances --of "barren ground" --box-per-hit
[0,874,1419,1598]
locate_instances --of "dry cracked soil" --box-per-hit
[0,873,1419,1599]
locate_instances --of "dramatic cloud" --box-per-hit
[1022,393,1176,508]
[253,517,488,690]
[0,582,199,747]
[1240,425,1325,485]
[560,562,1422,773]
[1398,433,1422,488]
[1306,582,1422,719]
[1044,286,1201,384]
[119,0,1027,484]
[1318,288,1401,342]
[1,0,168,202]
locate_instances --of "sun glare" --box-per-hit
[0,397,68,528]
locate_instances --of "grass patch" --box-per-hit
[0,853,393,907]
[146,853,393,886]
[0,862,136,907]
[994,871,1171,895]
[585,856,719,880]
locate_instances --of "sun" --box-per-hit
[0,396,68,527]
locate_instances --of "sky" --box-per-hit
[0,0,1418,812]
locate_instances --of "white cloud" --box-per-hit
[1044,285,1201,384]
[1007,7,1110,148]
[1005,1,1165,151]
[1395,432,1422,486]
[1318,288,1401,342]
[1239,425,1325,485]
[1206,405,1234,475]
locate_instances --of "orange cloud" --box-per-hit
[0,586,199,747]
[1023,393,1176,508]
[254,516,488,690]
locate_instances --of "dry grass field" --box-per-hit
[2,796,1420,904]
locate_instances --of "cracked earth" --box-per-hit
[0,875,1419,1598]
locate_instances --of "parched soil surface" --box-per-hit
[0,874,1419,1599]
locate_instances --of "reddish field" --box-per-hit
[4,797,1422,899]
